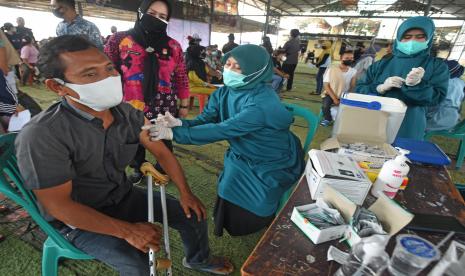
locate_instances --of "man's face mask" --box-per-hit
[56,75,123,111]
[342,60,354,66]
[52,7,65,19]
[139,11,168,34]
[397,39,429,55]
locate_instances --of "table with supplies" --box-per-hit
[241,164,465,276]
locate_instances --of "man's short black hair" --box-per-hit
[37,35,97,80]
[56,0,76,9]
[340,50,354,58]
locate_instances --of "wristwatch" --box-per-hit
[179,105,189,109]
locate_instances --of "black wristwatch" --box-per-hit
[179,105,189,109]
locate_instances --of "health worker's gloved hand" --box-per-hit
[142,125,173,141]
[405,67,425,86]
[155,112,182,128]
[376,76,405,94]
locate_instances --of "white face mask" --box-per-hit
[56,76,123,111]
[280,56,287,62]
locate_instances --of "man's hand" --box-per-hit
[124,222,162,253]
[332,98,340,105]
[405,67,425,86]
[155,112,182,128]
[179,192,207,221]
[376,76,405,94]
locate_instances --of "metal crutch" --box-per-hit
[141,162,172,276]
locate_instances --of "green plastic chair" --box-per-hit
[425,119,465,169]
[0,133,93,276]
[283,102,320,154]
[277,103,319,213]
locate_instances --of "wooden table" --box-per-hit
[241,164,465,275]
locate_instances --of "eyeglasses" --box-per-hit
[402,34,426,40]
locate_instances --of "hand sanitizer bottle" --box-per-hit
[371,148,410,199]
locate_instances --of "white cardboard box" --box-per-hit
[320,104,398,167]
[291,186,355,244]
[291,185,413,246]
[344,191,414,247]
[306,149,372,205]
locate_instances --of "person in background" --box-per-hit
[354,42,365,63]
[222,33,238,54]
[271,49,289,92]
[204,45,223,84]
[16,35,233,275]
[150,44,304,237]
[305,49,315,64]
[105,0,191,184]
[426,60,465,131]
[261,36,273,55]
[0,36,18,134]
[313,41,332,95]
[20,36,39,86]
[299,46,307,62]
[382,42,393,59]
[320,50,357,126]
[2,23,22,51]
[16,17,35,43]
[2,23,22,80]
[187,45,217,96]
[356,16,448,140]
[353,45,377,81]
[282,29,300,91]
[0,31,21,95]
[51,0,104,50]
[105,26,117,43]
[185,34,202,62]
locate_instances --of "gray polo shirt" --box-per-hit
[15,99,145,211]
[283,37,301,65]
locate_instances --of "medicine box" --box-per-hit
[306,149,372,205]
[291,186,355,244]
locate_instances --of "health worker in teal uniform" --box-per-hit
[148,44,305,236]
[356,16,448,140]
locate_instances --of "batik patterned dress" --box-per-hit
[105,32,190,119]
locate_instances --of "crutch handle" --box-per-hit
[156,258,172,270]
[140,162,169,186]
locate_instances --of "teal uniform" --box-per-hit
[172,45,305,217]
[356,16,448,140]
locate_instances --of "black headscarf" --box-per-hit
[129,0,172,105]
[187,45,207,82]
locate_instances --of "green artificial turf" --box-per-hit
[0,63,463,276]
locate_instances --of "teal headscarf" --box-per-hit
[222,44,274,90]
[393,16,435,58]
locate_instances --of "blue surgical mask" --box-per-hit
[223,69,248,88]
[396,40,429,55]
[223,64,268,89]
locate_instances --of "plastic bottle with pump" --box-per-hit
[371,148,410,199]
[334,235,390,276]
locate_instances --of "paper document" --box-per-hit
[8,110,31,132]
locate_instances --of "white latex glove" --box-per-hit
[405,67,425,86]
[376,76,405,94]
[142,124,173,141]
[155,112,182,128]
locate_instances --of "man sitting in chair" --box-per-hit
[15,35,233,275]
